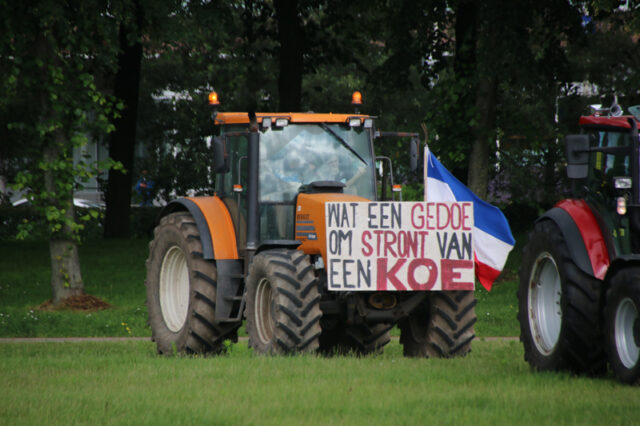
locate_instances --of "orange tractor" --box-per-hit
[145,92,477,356]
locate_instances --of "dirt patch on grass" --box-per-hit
[37,294,112,312]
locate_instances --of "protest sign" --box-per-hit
[325,201,474,291]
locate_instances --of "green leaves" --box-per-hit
[1,2,129,243]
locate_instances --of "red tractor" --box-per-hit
[518,103,640,384]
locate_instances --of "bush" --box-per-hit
[0,205,47,241]
[130,206,162,239]
[500,201,544,235]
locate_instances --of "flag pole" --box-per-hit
[422,123,429,202]
[424,144,429,201]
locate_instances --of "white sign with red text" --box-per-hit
[325,201,474,291]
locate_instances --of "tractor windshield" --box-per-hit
[216,122,376,242]
[258,124,375,202]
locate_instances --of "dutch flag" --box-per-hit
[425,147,515,291]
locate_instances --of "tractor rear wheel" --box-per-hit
[245,249,322,355]
[605,269,640,385]
[399,291,476,357]
[146,212,237,355]
[518,220,606,374]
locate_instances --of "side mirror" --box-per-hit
[410,138,419,171]
[213,136,229,174]
[565,134,590,179]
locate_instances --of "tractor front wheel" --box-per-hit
[518,220,606,374]
[146,212,237,355]
[605,269,640,385]
[245,249,322,355]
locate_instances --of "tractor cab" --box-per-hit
[566,105,640,256]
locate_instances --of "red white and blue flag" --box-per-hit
[425,148,515,291]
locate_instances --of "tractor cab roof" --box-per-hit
[579,115,640,130]
[214,112,372,126]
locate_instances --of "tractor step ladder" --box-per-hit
[215,260,245,322]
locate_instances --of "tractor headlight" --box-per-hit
[275,118,289,127]
[348,117,362,127]
[617,197,627,216]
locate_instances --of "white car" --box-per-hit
[12,198,104,209]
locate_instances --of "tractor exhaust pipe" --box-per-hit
[245,125,260,263]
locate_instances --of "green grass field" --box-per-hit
[0,238,521,338]
[0,239,150,337]
[1,340,638,425]
[2,238,640,424]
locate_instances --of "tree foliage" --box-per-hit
[3,0,640,243]
[0,1,123,303]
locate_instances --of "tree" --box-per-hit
[131,0,619,210]
[1,1,120,305]
[275,0,305,111]
[104,0,145,238]
[568,2,640,107]
[425,0,585,201]
[134,0,281,201]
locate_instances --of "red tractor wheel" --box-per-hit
[518,220,606,374]
[605,269,640,385]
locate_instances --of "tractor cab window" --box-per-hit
[216,127,248,197]
[587,131,632,197]
[216,127,249,249]
[585,130,633,255]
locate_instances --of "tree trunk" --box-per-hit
[275,0,304,112]
[454,0,476,78]
[467,76,497,199]
[453,0,477,182]
[49,239,84,304]
[43,142,84,305]
[465,2,498,200]
[104,4,143,238]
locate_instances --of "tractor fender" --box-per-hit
[537,199,610,280]
[158,196,239,260]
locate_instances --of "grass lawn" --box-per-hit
[2,236,639,424]
[0,237,522,339]
[0,239,150,337]
[1,339,638,425]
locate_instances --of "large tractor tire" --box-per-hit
[399,291,476,357]
[605,269,640,385]
[146,212,238,355]
[245,248,322,355]
[318,323,392,356]
[518,220,606,374]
